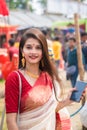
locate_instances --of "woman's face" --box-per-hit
[22,38,42,65]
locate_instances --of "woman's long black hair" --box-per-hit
[19,28,62,86]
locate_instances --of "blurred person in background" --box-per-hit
[81,33,87,71]
[66,37,85,87]
[41,28,55,63]
[81,32,87,45]
[8,38,19,61]
[2,38,10,49]
[52,36,62,69]
[14,34,22,48]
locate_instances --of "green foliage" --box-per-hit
[8,0,29,9]
[9,0,16,9]
[29,4,35,12]
[38,0,47,8]
[7,0,47,13]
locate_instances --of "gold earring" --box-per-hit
[21,54,25,67]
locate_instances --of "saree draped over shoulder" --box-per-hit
[18,72,57,130]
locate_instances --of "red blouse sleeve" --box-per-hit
[5,71,19,113]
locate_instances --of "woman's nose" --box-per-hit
[31,49,37,53]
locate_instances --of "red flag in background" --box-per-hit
[0,0,9,16]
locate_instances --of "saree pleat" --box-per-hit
[19,91,57,130]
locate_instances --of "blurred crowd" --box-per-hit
[0,26,87,87]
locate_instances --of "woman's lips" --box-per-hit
[29,56,38,59]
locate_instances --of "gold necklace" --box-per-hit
[25,71,39,79]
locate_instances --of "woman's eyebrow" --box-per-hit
[25,44,31,46]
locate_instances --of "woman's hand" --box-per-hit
[64,87,86,104]
[56,88,76,112]
[63,87,77,105]
[56,87,87,112]
[80,89,86,100]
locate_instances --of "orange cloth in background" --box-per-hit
[52,41,62,61]
[14,42,19,48]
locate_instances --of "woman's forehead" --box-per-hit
[25,38,41,46]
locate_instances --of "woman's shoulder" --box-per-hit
[6,70,20,84]
[42,71,52,82]
[42,71,51,77]
[5,70,20,93]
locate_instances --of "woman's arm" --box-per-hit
[6,113,18,130]
[56,88,76,112]
[5,72,20,130]
[56,87,86,112]
[56,99,71,112]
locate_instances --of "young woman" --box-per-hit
[5,28,76,130]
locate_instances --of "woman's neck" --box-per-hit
[25,63,40,75]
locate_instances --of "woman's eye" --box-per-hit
[26,46,32,49]
[36,46,42,49]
